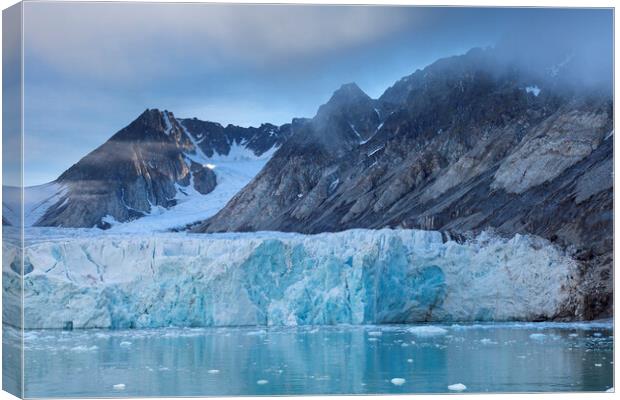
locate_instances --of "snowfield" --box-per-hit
[4,228,582,329]
[4,140,276,232]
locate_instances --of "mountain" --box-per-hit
[194,47,613,318]
[32,109,293,229]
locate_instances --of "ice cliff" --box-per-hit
[5,229,582,329]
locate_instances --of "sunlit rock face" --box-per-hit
[12,229,583,329]
[32,109,292,229]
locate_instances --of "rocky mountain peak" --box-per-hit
[316,82,372,119]
[331,82,368,101]
[308,83,380,148]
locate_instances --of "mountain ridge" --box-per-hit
[32,108,293,229]
[192,46,613,318]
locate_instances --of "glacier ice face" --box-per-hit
[8,229,582,329]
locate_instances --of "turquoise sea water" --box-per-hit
[12,322,614,397]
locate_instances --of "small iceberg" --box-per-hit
[529,333,546,341]
[391,378,406,386]
[207,369,220,374]
[112,384,126,391]
[408,326,448,337]
[257,379,269,385]
[448,383,467,391]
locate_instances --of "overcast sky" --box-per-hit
[22,4,612,185]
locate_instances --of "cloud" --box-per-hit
[24,3,415,83]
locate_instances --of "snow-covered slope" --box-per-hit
[7,229,582,329]
[9,123,277,233]
[104,144,276,233]
[3,183,66,227]
[12,109,291,230]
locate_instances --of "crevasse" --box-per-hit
[5,229,580,329]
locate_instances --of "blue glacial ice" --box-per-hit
[5,228,583,328]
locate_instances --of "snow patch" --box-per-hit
[525,85,541,96]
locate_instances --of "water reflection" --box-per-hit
[20,323,613,397]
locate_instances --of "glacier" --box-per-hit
[4,228,582,329]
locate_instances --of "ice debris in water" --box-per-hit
[391,378,406,386]
[207,369,220,374]
[257,379,269,385]
[367,331,383,337]
[71,345,98,352]
[112,384,126,391]
[448,383,467,391]
[407,359,413,363]
[119,341,132,347]
[606,387,614,392]
[529,333,546,341]
[408,326,448,337]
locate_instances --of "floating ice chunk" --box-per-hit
[595,363,602,367]
[593,332,603,337]
[480,338,495,345]
[568,333,579,337]
[367,331,383,337]
[112,384,126,391]
[207,369,220,374]
[401,343,409,347]
[407,358,413,363]
[391,378,406,386]
[529,333,546,341]
[246,330,267,336]
[71,345,98,352]
[448,383,467,391]
[606,387,614,392]
[257,379,269,385]
[120,341,132,347]
[408,326,448,337]
[159,367,169,371]
[368,337,379,342]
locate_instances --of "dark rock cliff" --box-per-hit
[194,48,613,319]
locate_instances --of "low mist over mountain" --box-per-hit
[12,40,612,318]
[193,45,613,318]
